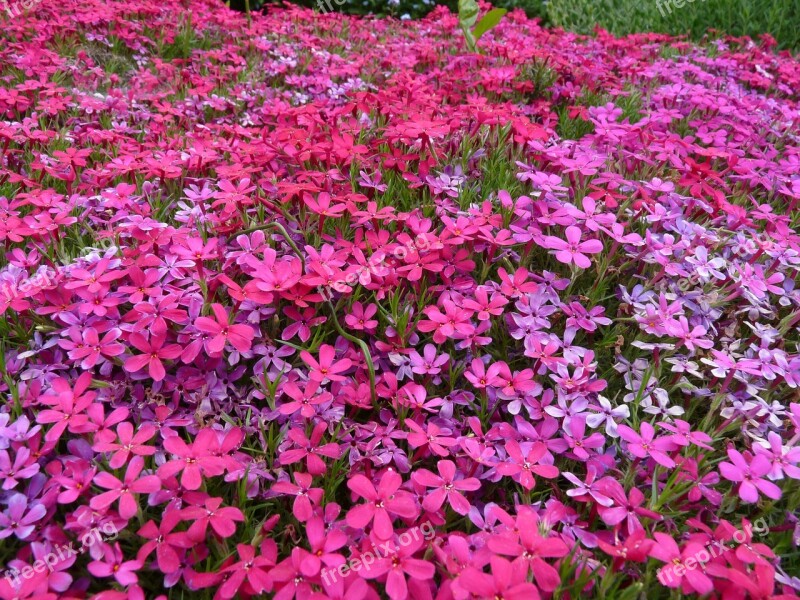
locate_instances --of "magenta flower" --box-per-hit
[0,447,40,490]
[344,301,379,332]
[464,358,505,389]
[157,429,227,490]
[0,493,46,540]
[412,459,480,515]
[181,497,245,541]
[359,534,435,600]
[300,343,352,382]
[278,379,331,419]
[406,420,457,457]
[294,516,346,577]
[278,422,342,475]
[123,331,183,381]
[194,303,255,354]
[408,344,449,375]
[346,470,418,539]
[596,478,663,533]
[271,472,324,522]
[88,543,142,586]
[36,372,95,442]
[496,440,559,490]
[58,326,125,369]
[417,298,475,343]
[90,455,161,519]
[541,225,603,268]
[719,448,782,503]
[93,422,157,469]
[489,510,569,591]
[209,544,274,599]
[136,510,192,573]
[618,422,678,468]
[458,556,542,600]
[651,533,713,595]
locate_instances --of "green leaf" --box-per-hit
[473,8,507,42]
[458,0,480,28]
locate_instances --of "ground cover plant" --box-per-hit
[0,0,799,598]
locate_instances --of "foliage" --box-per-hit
[544,0,800,50]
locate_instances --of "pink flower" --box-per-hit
[90,456,161,519]
[344,301,379,332]
[293,516,346,577]
[180,497,244,541]
[488,510,569,591]
[0,493,46,540]
[719,448,782,503]
[618,422,678,468]
[278,379,331,419]
[36,372,96,442]
[194,303,254,354]
[123,331,182,381]
[596,478,663,533]
[278,422,341,475]
[359,533,435,600]
[541,225,603,268]
[157,429,227,490]
[458,556,541,600]
[496,440,559,490]
[346,470,418,539]
[136,510,192,573]
[205,544,274,599]
[58,326,125,369]
[271,472,324,522]
[412,459,480,515]
[651,533,713,595]
[417,298,475,343]
[93,422,157,469]
[300,343,352,382]
[464,358,505,389]
[406,420,457,457]
[88,543,142,586]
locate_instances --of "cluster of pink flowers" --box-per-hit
[0,0,799,597]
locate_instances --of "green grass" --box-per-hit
[544,0,800,51]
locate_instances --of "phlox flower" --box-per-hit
[300,343,352,383]
[496,440,559,490]
[90,455,161,519]
[0,493,46,540]
[541,225,603,268]
[617,422,678,468]
[271,472,324,522]
[719,448,782,503]
[358,533,435,600]
[195,303,255,354]
[346,469,418,539]
[88,543,142,587]
[123,331,182,382]
[157,429,228,490]
[412,459,480,515]
[488,510,569,592]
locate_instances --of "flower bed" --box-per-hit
[0,0,799,598]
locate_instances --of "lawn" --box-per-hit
[0,0,799,598]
